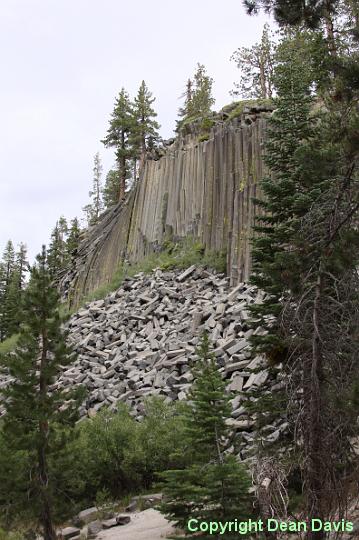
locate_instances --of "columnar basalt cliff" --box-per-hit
[62,107,272,305]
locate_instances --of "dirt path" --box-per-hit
[97,509,176,540]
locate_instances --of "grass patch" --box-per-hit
[81,239,226,306]
[0,334,19,356]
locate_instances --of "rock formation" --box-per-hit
[0,265,288,462]
[61,106,273,306]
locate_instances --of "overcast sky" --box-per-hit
[0,0,269,262]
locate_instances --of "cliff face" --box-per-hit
[63,109,270,305]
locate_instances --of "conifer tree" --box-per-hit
[0,241,17,340]
[47,218,69,278]
[131,81,160,170]
[83,152,104,226]
[2,240,15,285]
[66,218,81,257]
[247,21,359,537]
[178,79,194,119]
[102,169,120,208]
[177,64,215,131]
[0,247,84,538]
[191,63,215,118]
[15,242,28,290]
[160,333,252,538]
[102,88,135,201]
[230,23,275,99]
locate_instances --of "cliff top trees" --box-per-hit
[102,88,134,202]
[177,63,215,131]
[0,247,83,538]
[102,83,159,202]
[131,80,160,167]
[231,23,275,99]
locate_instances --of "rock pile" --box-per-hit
[0,266,288,456]
[62,266,285,455]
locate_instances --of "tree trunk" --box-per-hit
[38,330,56,540]
[259,55,267,99]
[304,267,326,540]
[323,2,337,58]
[38,436,56,540]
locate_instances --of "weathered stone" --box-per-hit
[78,507,98,525]
[60,528,80,540]
[87,520,103,538]
[116,515,131,526]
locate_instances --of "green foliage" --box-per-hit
[66,218,81,256]
[0,247,84,533]
[160,334,253,538]
[249,30,315,357]
[0,241,28,342]
[0,334,19,355]
[130,81,160,160]
[0,528,24,540]
[47,217,69,278]
[102,88,135,200]
[0,395,187,524]
[231,23,275,99]
[102,169,120,208]
[177,64,215,132]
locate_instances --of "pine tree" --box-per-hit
[102,169,120,208]
[0,241,17,340]
[83,152,104,226]
[0,247,84,537]
[66,218,81,257]
[191,63,215,118]
[178,78,194,119]
[177,64,215,131]
[15,242,28,290]
[242,0,337,29]
[249,31,315,357]
[160,333,252,539]
[2,240,15,286]
[131,81,160,170]
[230,23,275,99]
[246,22,359,537]
[47,219,69,279]
[102,89,135,201]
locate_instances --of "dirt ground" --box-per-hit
[97,508,176,540]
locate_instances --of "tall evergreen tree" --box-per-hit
[66,218,81,257]
[0,247,84,537]
[177,64,215,131]
[230,23,276,99]
[178,78,194,119]
[47,218,69,279]
[131,81,160,171]
[191,63,215,118]
[83,152,104,226]
[160,333,252,539]
[102,89,135,201]
[0,241,17,341]
[15,242,28,290]
[102,169,120,208]
[247,18,359,538]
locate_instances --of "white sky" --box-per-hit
[0,0,270,262]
